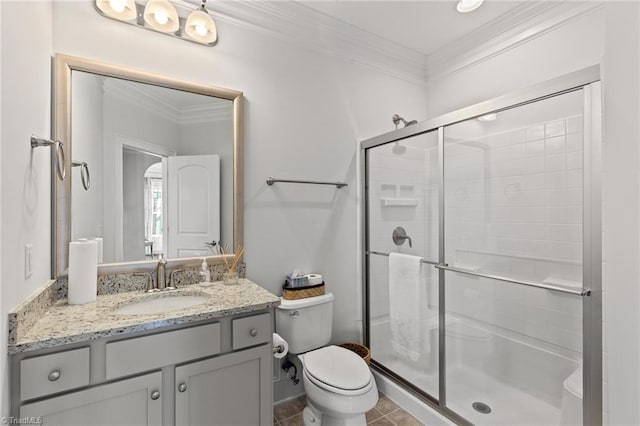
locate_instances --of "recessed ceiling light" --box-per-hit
[477,113,497,122]
[457,0,484,13]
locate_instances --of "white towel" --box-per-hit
[389,253,424,361]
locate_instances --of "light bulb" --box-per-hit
[143,0,179,33]
[195,23,208,36]
[185,9,217,44]
[154,10,168,25]
[97,0,136,20]
[109,0,126,13]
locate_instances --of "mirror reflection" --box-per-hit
[71,71,234,264]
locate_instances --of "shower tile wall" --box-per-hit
[444,114,584,353]
[368,133,439,322]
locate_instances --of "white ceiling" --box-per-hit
[298,1,523,56]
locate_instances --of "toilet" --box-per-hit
[276,293,378,426]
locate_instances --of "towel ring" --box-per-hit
[72,161,90,191]
[31,135,66,181]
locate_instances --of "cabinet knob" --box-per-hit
[48,370,61,382]
[178,383,187,393]
[150,390,160,400]
[249,328,258,337]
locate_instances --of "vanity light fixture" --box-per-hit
[143,0,179,33]
[456,0,484,13]
[94,0,218,46]
[185,0,217,44]
[96,0,137,21]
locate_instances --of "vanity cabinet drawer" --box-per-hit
[20,347,90,401]
[106,323,220,380]
[232,313,271,350]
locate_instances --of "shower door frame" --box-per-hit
[361,65,602,426]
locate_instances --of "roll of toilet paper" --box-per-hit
[78,237,103,263]
[306,274,323,285]
[68,240,98,305]
[272,333,289,359]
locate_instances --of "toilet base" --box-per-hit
[303,401,367,426]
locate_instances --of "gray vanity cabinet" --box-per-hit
[20,371,162,426]
[12,311,274,426]
[175,344,272,426]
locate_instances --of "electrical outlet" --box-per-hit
[25,244,33,278]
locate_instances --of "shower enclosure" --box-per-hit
[362,67,601,425]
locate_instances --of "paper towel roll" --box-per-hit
[68,240,98,305]
[272,333,289,359]
[78,237,103,263]
[306,274,323,285]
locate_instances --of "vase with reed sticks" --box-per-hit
[221,244,244,285]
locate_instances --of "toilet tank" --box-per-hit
[276,293,334,354]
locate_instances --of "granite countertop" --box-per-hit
[9,279,280,354]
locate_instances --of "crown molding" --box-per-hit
[103,78,179,123]
[201,0,603,87]
[103,79,231,125]
[425,1,605,81]
[205,0,430,86]
[179,103,233,125]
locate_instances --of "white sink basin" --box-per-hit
[112,293,209,316]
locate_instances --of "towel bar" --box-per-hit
[266,177,347,188]
[367,250,440,266]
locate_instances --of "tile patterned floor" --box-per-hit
[273,393,424,426]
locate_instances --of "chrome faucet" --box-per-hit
[392,227,413,248]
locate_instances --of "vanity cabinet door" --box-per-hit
[175,344,272,426]
[20,371,162,426]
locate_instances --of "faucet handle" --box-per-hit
[392,227,413,248]
[167,268,185,290]
[135,272,155,293]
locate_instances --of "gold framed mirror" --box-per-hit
[53,53,243,277]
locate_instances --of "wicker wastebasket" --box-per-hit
[338,343,371,364]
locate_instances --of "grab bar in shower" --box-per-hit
[266,177,348,188]
[367,250,440,266]
[434,265,590,297]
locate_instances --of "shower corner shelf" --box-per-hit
[380,198,418,207]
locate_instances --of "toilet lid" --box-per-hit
[303,345,371,390]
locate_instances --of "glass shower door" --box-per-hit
[442,89,586,425]
[366,130,440,400]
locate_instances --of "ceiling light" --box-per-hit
[144,0,179,33]
[457,0,484,13]
[185,1,217,45]
[96,0,136,21]
[477,113,497,122]
[95,0,218,46]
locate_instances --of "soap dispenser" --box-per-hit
[199,258,211,284]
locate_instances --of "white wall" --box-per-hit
[602,3,640,425]
[102,89,180,262]
[0,1,52,416]
[424,9,605,118]
[71,72,104,241]
[179,120,234,246]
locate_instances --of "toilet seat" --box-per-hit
[302,345,373,396]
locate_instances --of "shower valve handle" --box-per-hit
[392,227,412,248]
